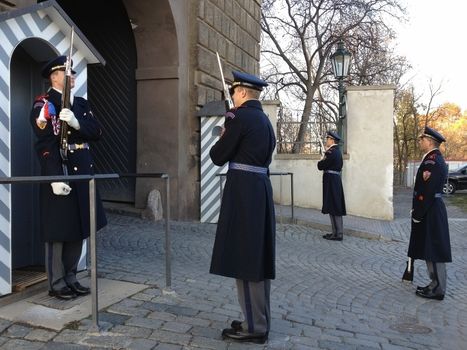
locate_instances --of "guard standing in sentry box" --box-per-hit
[30,55,107,300]
[209,71,276,344]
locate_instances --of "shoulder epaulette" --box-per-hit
[34,94,48,102]
[33,94,49,109]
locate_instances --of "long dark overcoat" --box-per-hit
[30,88,107,242]
[408,149,451,262]
[317,144,346,216]
[209,99,276,281]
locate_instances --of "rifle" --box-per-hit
[311,121,325,155]
[59,27,75,175]
[216,52,234,111]
[402,257,414,281]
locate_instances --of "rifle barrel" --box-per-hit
[60,27,75,163]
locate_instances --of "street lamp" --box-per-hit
[330,41,351,150]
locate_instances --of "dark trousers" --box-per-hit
[45,240,83,291]
[426,261,447,294]
[235,279,271,334]
[330,215,343,237]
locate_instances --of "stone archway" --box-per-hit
[58,0,186,215]
[55,0,138,203]
[123,0,184,214]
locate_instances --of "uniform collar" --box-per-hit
[240,99,263,110]
[422,147,438,161]
[49,87,74,106]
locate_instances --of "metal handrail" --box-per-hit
[0,172,171,331]
[118,173,171,289]
[270,171,294,223]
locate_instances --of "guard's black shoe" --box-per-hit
[222,328,268,344]
[323,234,343,241]
[48,286,77,300]
[231,320,243,331]
[68,282,91,296]
[415,289,444,300]
[416,285,431,292]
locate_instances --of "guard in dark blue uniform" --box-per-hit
[210,71,275,344]
[408,126,451,300]
[30,56,107,300]
[317,131,346,241]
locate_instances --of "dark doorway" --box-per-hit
[53,0,138,203]
[10,43,50,271]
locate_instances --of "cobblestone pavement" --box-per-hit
[0,190,466,349]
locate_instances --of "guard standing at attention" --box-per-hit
[210,71,276,344]
[408,126,451,300]
[30,55,107,300]
[317,131,346,241]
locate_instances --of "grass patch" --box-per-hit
[444,193,467,213]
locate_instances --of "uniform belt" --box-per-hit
[229,162,268,174]
[68,143,89,150]
[414,192,442,198]
[324,170,341,175]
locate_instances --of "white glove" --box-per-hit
[410,209,420,223]
[51,182,72,196]
[59,108,80,130]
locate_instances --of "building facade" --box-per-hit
[1,0,262,220]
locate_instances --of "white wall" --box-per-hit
[263,85,395,220]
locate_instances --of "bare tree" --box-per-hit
[420,79,444,125]
[261,0,408,153]
[393,86,420,185]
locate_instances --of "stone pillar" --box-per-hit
[344,85,395,220]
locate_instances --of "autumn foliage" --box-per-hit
[421,103,467,160]
[394,92,467,185]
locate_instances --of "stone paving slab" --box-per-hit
[0,189,465,349]
[0,278,146,331]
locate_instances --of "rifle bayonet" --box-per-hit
[216,52,234,111]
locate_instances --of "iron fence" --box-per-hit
[276,120,335,154]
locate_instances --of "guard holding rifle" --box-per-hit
[209,70,276,344]
[317,131,346,241]
[407,126,451,300]
[30,55,107,300]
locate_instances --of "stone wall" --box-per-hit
[196,0,262,107]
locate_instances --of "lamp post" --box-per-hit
[330,41,351,150]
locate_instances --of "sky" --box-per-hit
[395,0,467,112]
